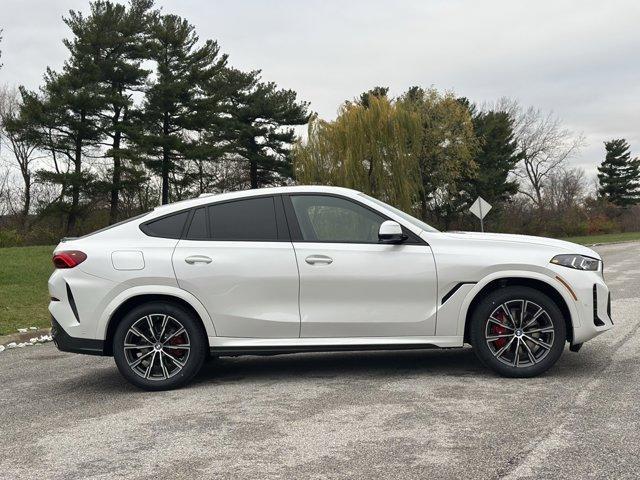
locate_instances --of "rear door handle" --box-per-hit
[185,255,212,265]
[305,255,333,265]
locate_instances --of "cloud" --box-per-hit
[2,0,639,174]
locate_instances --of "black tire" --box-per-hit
[469,286,566,378]
[113,301,207,391]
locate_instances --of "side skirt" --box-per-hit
[209,336,464,356]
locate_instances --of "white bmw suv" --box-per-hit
[48,186,613,390]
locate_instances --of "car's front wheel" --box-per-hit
[469,286,566,377]
[113,301,207,390]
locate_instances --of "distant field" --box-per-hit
[0,245,53,336]
[561,231,640,245]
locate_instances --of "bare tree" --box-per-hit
[0,86,45,222]
[0,167,11,216]
[493,98,584,209]
[545,167,587,211]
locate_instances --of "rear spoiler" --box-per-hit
[60,237,78,243]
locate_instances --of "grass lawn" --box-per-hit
[0,245,54,336]
[561,231,640,245]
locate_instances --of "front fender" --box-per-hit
[451,269,582,338]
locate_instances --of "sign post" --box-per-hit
[469,196,492,232]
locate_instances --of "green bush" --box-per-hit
[0,228,24,247]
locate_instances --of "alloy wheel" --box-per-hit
[123,314,191,381]
[484,299,555,367]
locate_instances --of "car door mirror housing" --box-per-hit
[378,220,408,244]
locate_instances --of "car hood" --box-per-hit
[442,231,599,258]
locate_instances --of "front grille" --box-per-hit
[593,285,605,327]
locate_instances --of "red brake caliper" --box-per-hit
[491,312,508,349]
[167,333,187,358]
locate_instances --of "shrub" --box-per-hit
[0,228,24,247]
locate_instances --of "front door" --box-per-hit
[173,195,300,338]
[285,194,438,338]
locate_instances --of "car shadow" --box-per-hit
[48,345,604,395]
[193,347,488,385]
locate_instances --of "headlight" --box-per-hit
[550,254,600,271]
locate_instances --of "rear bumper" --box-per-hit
[51,316,105,356]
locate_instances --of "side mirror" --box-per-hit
[378,220,408,244]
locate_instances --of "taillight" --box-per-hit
[52,250,87,269]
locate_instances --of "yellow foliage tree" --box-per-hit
[398,87,478,221]
[294,95,423,214]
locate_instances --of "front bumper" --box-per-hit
[51,316,105,356]
[554,268,614,345]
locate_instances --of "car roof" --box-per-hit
[148,185,362,217]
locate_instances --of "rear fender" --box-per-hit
[98,285,217,339]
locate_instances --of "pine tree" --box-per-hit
[19,61,103,234]
[64,0,154,223]
[226,68,309,188]
[139,14,227,204]
[464,108,521,204]
[357,86,389,108]
[598,139,640,207]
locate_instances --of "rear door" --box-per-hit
[172,195,300,338]
[285,194,438,338]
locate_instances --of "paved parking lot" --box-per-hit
[0,242,639,479]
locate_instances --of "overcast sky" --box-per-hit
[2,0,639,176]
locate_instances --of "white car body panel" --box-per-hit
[172,240,300,338]
[293,242,437,337]
[47,185,613,359]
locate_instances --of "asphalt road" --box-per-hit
[1,242,639,479]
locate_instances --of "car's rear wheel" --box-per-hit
[469,286,566,377]
[113,302,207,390]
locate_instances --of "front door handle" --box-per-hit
[185,255,212,265]
[305,255,333,265]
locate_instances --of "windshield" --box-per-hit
[359,193,439,232]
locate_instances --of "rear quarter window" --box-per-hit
[140,211,190,239]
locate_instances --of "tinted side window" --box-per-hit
[209,197,278,241]
[141,211,189,239]
[186,207,208,240]
[290,195,385,243]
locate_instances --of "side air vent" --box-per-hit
[441,282,476,305]
[593,284,605,327]
[607,292,613,325]
[66,282,80,323]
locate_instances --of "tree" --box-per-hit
[19,65,103,234]
[546,167,586,211]
[464,107,521,205]
[138,14,227,204]
[64,0,154,223]
[496,99,584,209]
[398,87,478,224]
[357,86,389,108]
[0,87,44,223]
[294,95,422,212]
[598,139,640,207]
[227,69,309,189]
